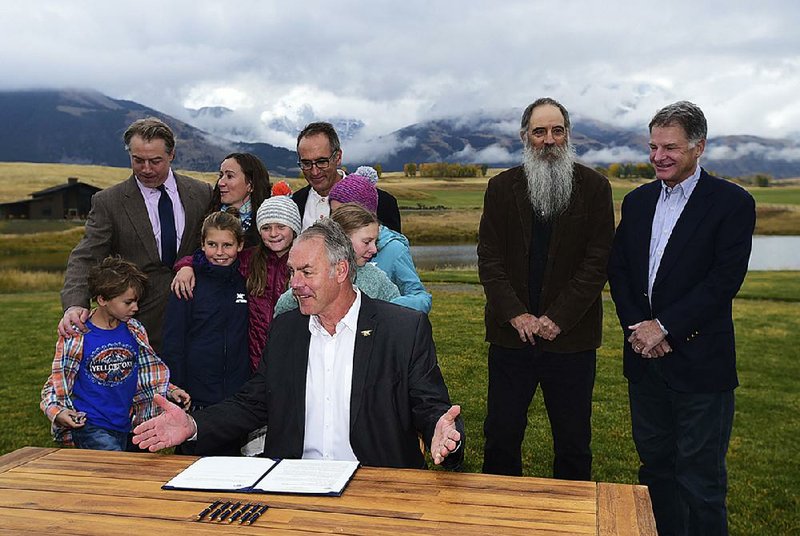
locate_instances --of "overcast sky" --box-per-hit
[3,0,799,151]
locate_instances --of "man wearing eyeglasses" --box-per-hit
[293,122,401,232]
[477,98,614,480]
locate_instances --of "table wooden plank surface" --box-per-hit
[0,447,655,535]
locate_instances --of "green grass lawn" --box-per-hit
[393,183,640,208]
[1,272,798,533]
[396,187,486,209]
[747,187,800,206]
[0,220,85,234]
[392,177,800,209]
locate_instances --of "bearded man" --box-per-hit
[477,98,615,479]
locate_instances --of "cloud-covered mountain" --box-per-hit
[2,90,799,179]
[360,110,800,178]
[267,104,365,141]
[0,90,298,175]
[182,103,365,149]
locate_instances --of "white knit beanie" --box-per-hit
[355,165,379,185]
[256,196,301,236]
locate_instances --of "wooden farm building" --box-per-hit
[0,177,100,219]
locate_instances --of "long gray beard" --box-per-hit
[523,142,576,220]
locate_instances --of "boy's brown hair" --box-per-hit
[87,256,147,302]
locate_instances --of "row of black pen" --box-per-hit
[195,499,269,524]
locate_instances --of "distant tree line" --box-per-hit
[739,173,772,187]
[601,162,656,179]
[404,162,488,178]
[596,163,773,187]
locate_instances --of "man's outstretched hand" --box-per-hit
[431,405,462,465]
[132,394,196,452]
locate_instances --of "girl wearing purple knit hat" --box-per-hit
[328,174,432,313]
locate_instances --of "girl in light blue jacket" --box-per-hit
[328,173,432,313]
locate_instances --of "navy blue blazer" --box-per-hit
[608,169,755,392]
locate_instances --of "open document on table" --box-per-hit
[163,456,360,496]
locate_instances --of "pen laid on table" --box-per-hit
[217,501,241,522]
[228,503,252,524]
[247,504,270,525]
[195,500,221,521]
[209,500,231,521]
[239,503,261,524]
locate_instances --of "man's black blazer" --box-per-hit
[193,294,464,469]
[293,184,403,233]
[608,170,755,392]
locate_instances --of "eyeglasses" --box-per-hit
[529,126,567,140]
[297,150,339,171]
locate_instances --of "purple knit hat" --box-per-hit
[328,173,378,214]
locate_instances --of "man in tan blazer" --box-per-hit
[58,117,213,352]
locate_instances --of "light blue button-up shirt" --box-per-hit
[647,165,702,302]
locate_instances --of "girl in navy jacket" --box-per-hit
[161,211,250,454]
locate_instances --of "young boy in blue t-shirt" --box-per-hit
[41,256,190,450]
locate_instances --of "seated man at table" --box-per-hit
[133,218,464,469]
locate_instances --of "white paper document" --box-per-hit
[252,459,360,494]
[163,456,359,496]
[164,456,276,490]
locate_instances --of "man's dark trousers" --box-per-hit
[629,360,734,536]
[482,343,596,480]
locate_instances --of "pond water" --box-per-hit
[4,236,797,273]
[410,236,800,271]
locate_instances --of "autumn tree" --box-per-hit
[635,163,655,179]
[419,162,481,178]
[754,174,771,187]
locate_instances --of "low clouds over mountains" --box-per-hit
[2,90,799,178]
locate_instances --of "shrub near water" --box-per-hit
[0,227,82,272]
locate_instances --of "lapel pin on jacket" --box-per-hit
[361,330,372,337]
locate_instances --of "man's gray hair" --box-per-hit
[124,117,176,154]
[520,97,571,136]
[649,101,707,147]
[298,218,357,284]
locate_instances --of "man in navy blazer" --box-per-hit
[133,218,464,469]
[608,101,755,536]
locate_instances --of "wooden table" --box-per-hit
[0,447,655,535]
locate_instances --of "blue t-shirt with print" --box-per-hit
[72,320,139,433]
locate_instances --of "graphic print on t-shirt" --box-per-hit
[85,342,136,386]
[73,322,140,433]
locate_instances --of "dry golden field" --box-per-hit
[2,162,799,238]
